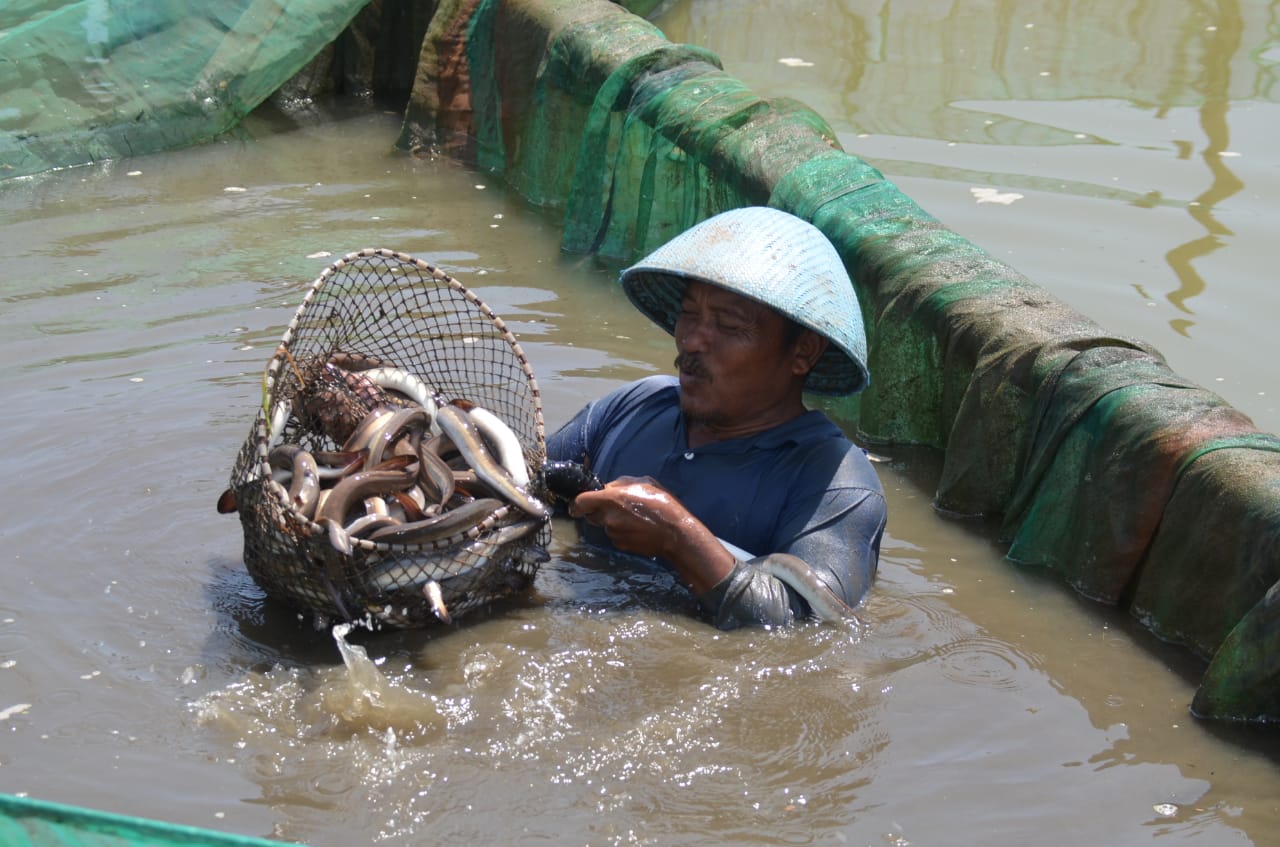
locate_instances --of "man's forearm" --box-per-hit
[661,519,738,595]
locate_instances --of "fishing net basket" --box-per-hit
[227,248,551,630]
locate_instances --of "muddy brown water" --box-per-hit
[2,3,1280,844]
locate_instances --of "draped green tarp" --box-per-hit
[400,0,1280,724]
[0,0,370,179]
[0,793,294,847]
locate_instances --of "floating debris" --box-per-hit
[971,186,1024,205]
[0,703,32,721]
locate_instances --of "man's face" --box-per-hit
[673,281,800,429]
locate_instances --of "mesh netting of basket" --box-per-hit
[224,248,551,630]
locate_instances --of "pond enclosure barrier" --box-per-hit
[3,0,1277,727]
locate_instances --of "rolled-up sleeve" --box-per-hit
[696,558,803,629]
[696,483,886,630]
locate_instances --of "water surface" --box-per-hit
[1,10,1279,846]
[657,0,1280,434]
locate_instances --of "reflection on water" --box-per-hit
[659,0,1280,432]
[662,0,1278,129]
[1,26,1279,847]
[1163,4,1245,333]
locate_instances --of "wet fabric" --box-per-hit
[546,375,887,627]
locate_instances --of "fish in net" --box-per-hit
[220,248,552,630]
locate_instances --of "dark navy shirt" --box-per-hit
[546,375,887,628]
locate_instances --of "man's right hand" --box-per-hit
[569,476,737,594]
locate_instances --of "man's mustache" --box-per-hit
[674,353,709,378]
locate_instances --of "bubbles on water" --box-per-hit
[461,648,500,686]
[1154,802,1179,817]
[191,625,447,753]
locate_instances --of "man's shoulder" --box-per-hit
[573,375,679,447]
[766,410,850,453]
[781,414,883,492]
[597,374,678,413]
[625,373,679,398]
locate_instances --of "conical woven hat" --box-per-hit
[620,207,869,396]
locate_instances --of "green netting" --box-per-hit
[564,58,748,257]
[1134,435,1280,657]
[556,43,727,239]
[398,0,1280,723]
[1193,577,1280,724]
[409,0,846,259]
[0,792,289,847]
[504,9,696,210]
[999,348,1247,597]
[0,0,368,179]
[562,65,844,259]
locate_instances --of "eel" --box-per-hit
[360,367,439,416]
[464,403,530,487]
[367,497,509,547]
[751,553,862,624]
[268,444,321,519]
[363,517,544,593]
[362,406,432,468]
[435,400,549,519]
[316,457,418,528]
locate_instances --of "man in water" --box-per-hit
[546,206,886,628]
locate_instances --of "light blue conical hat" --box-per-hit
[620,206,869,396]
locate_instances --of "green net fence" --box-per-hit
[0,792,291,847]
[0,0,368,178]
